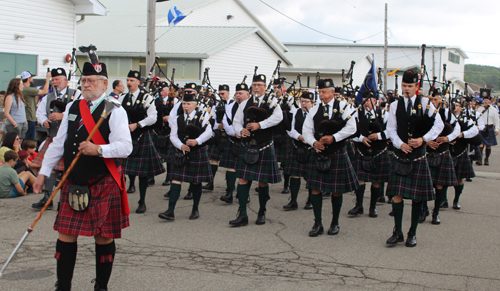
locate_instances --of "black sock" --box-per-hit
[411,201,423,234]
[289,178,300,203]
[210,165,218,181]
[166,163,172,181]
[258,185,270,213]
[138,176,148,204]
[356,184,366,207]
[237,184,249,216]
[95,241,116,290]
[129,175,136,187]
[454,184,464,202]
[55,240,77,291]
[310,193,322,225]
[393,201,404,233]
[486,147,491,159]
[422,200,428,212]
[283,174,290,188]
[191,183,202,211]
[331,195,343,226]
[370,186,379,209]
[226,171,237,196]
[434,188,443,216]
[168,184,182,211]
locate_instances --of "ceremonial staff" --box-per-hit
[0,97,122,277]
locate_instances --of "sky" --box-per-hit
[239,0,500,67]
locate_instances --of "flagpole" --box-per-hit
[146,0,156,78]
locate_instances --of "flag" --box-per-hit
[356,57,378,105]
[168,6,186,27]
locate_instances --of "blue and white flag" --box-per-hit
[356,57,378,105]
[168,6,186,27]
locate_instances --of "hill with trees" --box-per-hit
[465,64,500,90]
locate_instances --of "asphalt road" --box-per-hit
[1,148,499,290]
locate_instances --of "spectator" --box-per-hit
[14,150,34,175]
[0,132,21,164]
[3,78,28,140]
[0,150,36,198]
[0,90,6,142]
[22,139,39,175]
[109,80,125,99]
[21,71,51,141]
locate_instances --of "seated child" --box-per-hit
[0,150,36,198]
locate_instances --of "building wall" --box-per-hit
[0,0,77,79]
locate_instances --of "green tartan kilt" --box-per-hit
[275,135,293,163]
[428,150,458,186]
[284,145,312,178]
[306,147,359,193]
[170,146,213,183]
[123,131,166,177]
[219,138,239,169]
[454,151,475,179]
[152,132,172,161]
[346,139,356,161]
[386,147,435,201]
[208,138,229,161]
[236,142,282,184]
[353,147,391,183]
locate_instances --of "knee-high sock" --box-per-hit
[44,173,57,193]
[237,184,250,216]
[441,185,449,203]
[191,183,202,211]
[310,193,322,225]
[370,186,379,209]
[454,184,464,202]
[393,201,404,233]
[422,200,428,211]
[289,178,300,203]
[168,184,182,211]
[138,176,148,204]
[166,163,172,179]
[258,185,270,213]
[479,146,484,158]
[210,165,218,181]
[486,147,491,159]
[95,241,115,290]
[411,201,423,234]
[356,184,366,207]
[380,182,386,196]
[226,171,237,196]
[129,175,136,187]
[434,188,443,216]
[283,174,290,188]
[331,195,343,226]
[55,240,77,291]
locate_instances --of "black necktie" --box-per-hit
[325,104,330,118]
[407,99,412,117]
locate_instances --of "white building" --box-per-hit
[0,0,106,89]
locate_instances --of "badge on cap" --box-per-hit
[260,75,265,80]
[325,81,330,87]
[241,84,246,89]
[93,64,102,73]
[57,69,63,74]
[134,72,139,78]
[191,84,195,89]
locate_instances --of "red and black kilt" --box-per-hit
[219,138,239,169]
[54,167,129,238]
[170,146,213,183]
[236,142,282,184]
[429,151,458,186]
[482,126,497,146]
[306,147,359,193]
[32,137,64,171]
[454,151,475,179]
[275,135,292,163]
[284,146,312,178]
[386,147,435,201]
[353,148,391,183]
[123,131,165,177]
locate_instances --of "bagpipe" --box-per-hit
[49,47,79,114]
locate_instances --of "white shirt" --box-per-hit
[386,95,444,149]
[118,88,157,127]
[233,94,283,136]
[287,107,304,141]
[467,109,485,131]
[39,93,133,177]
[222,100,237,137]
[36,88,81,125]
[477,105,500,132]
[170,110,212,150]
[352,108,389,143]
[302,98,357,147]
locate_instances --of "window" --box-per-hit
[101,57,132,77]
[139,58,168,79]
[168,59,200,80]
[448,52,460,64]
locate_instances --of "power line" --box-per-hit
[258,0,382,43]
[342,0,384,21]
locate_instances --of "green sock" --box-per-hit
[210,165,218,181]
[411,201,423,234]
[191,183,202,211]
[258,185,270,213]
[129,175,136,187]
[289,178,301,203]
[138,176,148,204]
[226,171,237,196]
[454,184,464,202]
[237,184,249,216]
[393,201,404,233]
[310,193,323,226]
[356,184,366,207]
[331,195,343,226]
[168,184,182,211]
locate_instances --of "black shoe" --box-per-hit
[158,209,175,220]
[322,192,331,198]
[220,193,233,204]
[369,207,378,218]
[184,191,193,200]
[466,178,472,182]
[281,187,290,194]
[254,187,259,193]
[283,200,298,211]
[136,203,146,213]
[377,195,386,203]
[162,178,171,186]
[453,200,461,210]
[327,224,339,235]
[348,205,364,215]
[386,228,404,245]
[32,191,53,210]
[148,177,155,186]
[387,196,394,204]
[308,221,324,237]
[476,160,482,166]
[229,215,248,227]
[304,198,313,210]
[406,230,417,247]
[431,213,441,225]
[202,182,214,191]
[247,195,250,203]
[189,210,200,220]
[419,209,429,223]
[127,185,136,193]
[440,201,448,208]
[256,210,266,225]
[163,190,170,198]
[92,278,107,291]
[484,159,489,166]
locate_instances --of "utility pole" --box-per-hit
[146,0,156,77]
[383,3,388,93]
